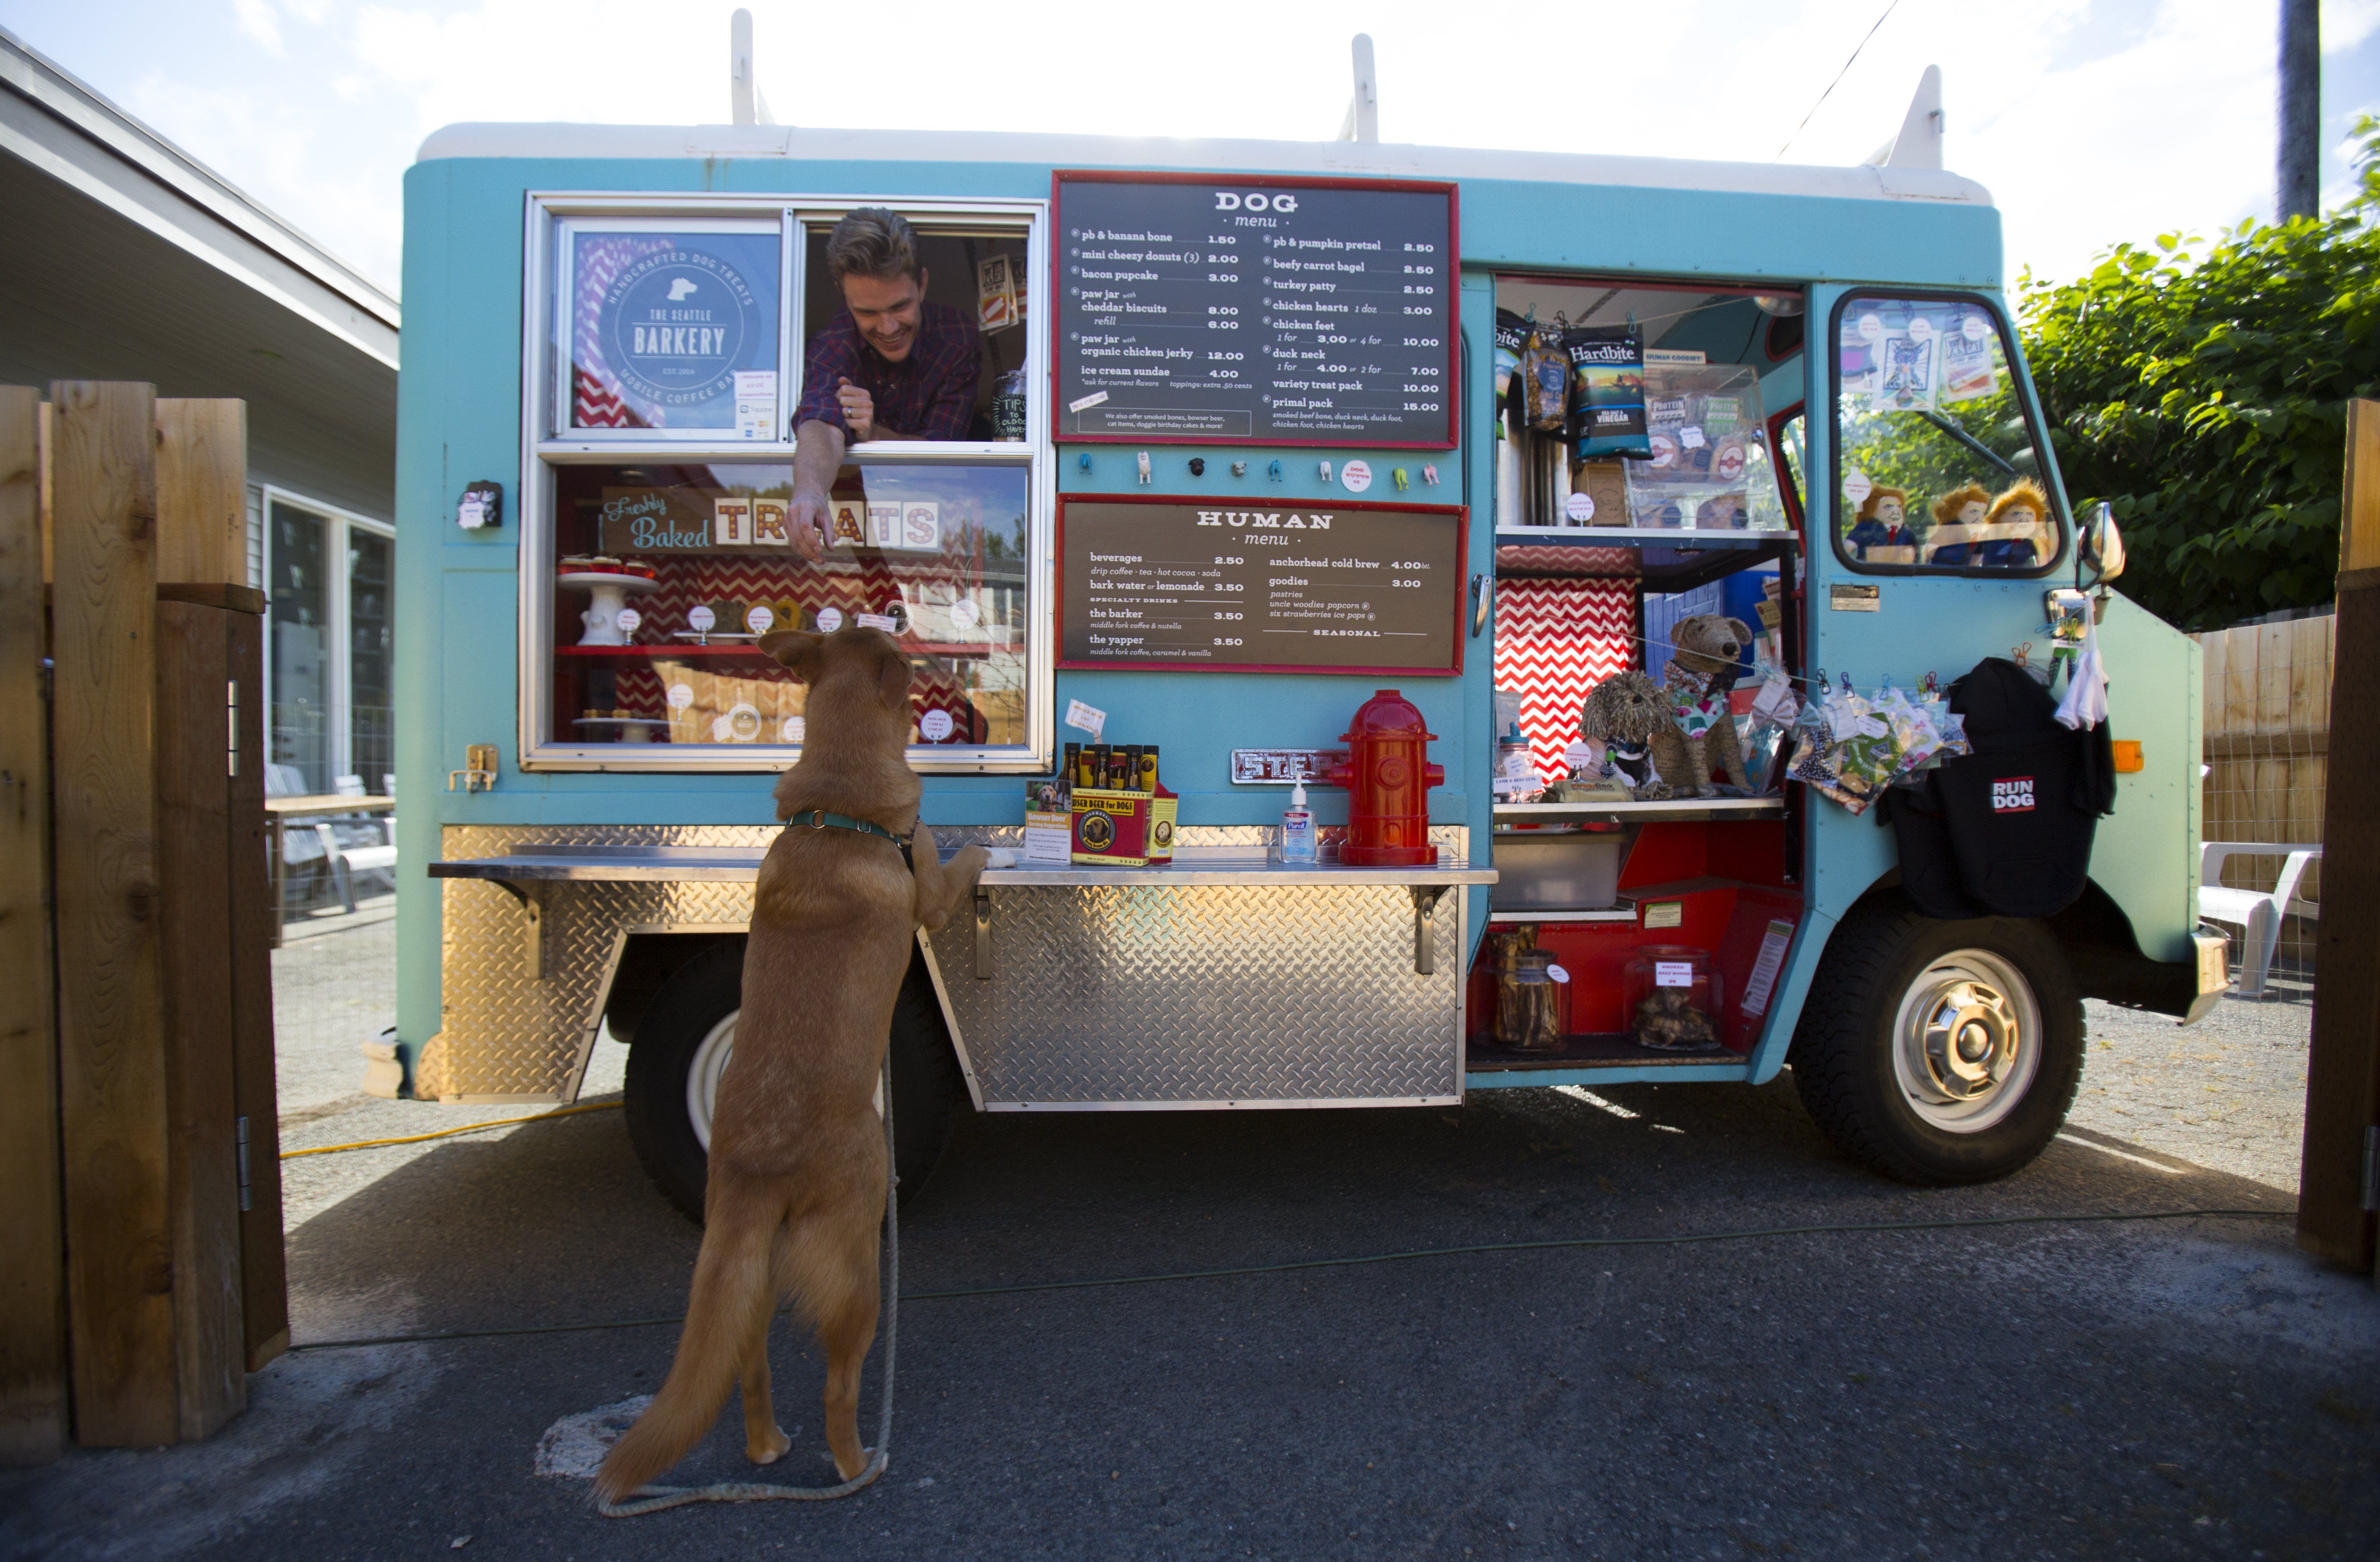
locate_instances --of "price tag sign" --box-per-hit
[745,605,775,634]
[666,683,694,710]
[815,607,843,633]
[615,609,642,635]
[947,598,981,631]
[1655,960,1695,988]
[781,716,806,743]
[919,709,956,742]
[687,605,717,634]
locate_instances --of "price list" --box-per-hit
[1053,174,1458,447]
[1058,498,1464,674]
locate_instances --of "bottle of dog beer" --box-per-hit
[1107,749,1131,789]
[1136,744,1159,794]
[1063,742,1081,788]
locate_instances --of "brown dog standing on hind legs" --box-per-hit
[594,625,988,1504]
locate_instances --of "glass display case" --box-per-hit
[521,193,1050,771]
[544,460,1032,754]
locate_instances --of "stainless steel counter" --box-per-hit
[429,843,1494,889]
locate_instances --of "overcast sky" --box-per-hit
[5,0,2377,302]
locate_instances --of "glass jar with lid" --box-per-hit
[1623,944,1724,1052]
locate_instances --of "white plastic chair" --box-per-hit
[2198,842,2321,999]
[313,815,397,913]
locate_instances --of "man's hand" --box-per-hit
[786,489,830,562]
[835,377,875,444]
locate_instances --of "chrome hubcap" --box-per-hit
[683,1010,882,1154]
[1890,951,2040,1133]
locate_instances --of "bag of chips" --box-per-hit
[1567,325,1650,458]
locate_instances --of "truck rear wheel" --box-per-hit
[1789,895,2083,1186]
[622,939,965,1223]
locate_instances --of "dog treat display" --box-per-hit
[1624,945,1724,1052]
[1493,947,1568,1050]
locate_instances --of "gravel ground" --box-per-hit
[2068,995,2311,1194]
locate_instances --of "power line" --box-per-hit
[1775,0,1906,162]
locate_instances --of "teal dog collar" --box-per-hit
[798,808,915,869]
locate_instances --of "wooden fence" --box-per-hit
[2194,611,2332,978]
[0,384,285,1466]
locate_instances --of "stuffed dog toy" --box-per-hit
[596,626,989,1504]
[1651,614,1754,798]
[1577,670,1672,801]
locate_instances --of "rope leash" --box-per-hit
[596,1053,900,1517]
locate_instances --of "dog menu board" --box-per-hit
[1053,173,1458,447]
[1057,497,1465,674]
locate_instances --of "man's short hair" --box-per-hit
[826,207,922,284]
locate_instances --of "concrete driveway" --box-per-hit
[3,931,2372,1560]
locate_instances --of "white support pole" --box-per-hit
[1336,33,1378,143]
[731,9,756,126]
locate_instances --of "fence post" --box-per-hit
[2300,397,2380,1271]
[0,387,65,1465]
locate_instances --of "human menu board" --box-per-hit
[1058,497,1465,674]
[1053,173,1458,448]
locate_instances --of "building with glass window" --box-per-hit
[0,26,398,795]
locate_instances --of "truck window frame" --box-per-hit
[1825,288,2064,581]
[518,192,1054,774]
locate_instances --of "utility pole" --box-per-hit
[2279,0,2320,221]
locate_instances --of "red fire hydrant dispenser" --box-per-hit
[1322,689,1444,867]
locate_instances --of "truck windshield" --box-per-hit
[1832,294,2061,574]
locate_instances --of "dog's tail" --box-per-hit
[593,1178,782,1505]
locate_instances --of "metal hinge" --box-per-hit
[237,1116,252,1213]
[226,680,240,777]
[2363,1125,2379,1213]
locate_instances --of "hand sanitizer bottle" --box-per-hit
[1280,780,1316,864]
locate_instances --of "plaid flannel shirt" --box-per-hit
[795,299,980,441]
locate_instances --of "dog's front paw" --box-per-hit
[747,1424,793,1465]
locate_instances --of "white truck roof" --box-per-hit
[414,123,1992,209]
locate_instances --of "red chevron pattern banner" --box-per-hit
[1494,577,1637,781]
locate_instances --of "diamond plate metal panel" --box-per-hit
[925,880,1466,1106]
[432,822,1467,1108]
[435,824,775,1101]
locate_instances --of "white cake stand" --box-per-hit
[558,572,661,645]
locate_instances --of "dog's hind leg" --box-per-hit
[738,1280,791,1465]
[784,1186,885,1482]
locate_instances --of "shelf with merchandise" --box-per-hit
[1493,525,1796,588]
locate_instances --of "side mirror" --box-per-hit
[2081,500,2126,584]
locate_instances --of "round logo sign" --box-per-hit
[687,605,717,634]
[745,604,775,634]
[1564,492,1596,523]
[1713,443,1748,483]
[919,709,955,742]
[1341,460,1373,493]
[725,702,762,742]
[603,248,763,409]
[947,598,981,632]
[1077,810,1115,850]
[1843,468,1874,506]
[1152,819,1173,848]
[614,608,642,635]
[815,606,844,634]
[666,683,694,711]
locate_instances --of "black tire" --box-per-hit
[623,939,965,1223]
[1789,893,2083,1186]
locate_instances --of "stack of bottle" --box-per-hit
[1061,741,1176,867]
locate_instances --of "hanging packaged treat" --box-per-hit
[1939,309,1999,404]
[1567,324,1650,458]
[1513,319,1571,433]
[1494,309,1529,415]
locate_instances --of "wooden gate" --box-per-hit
[0,383,287,1464]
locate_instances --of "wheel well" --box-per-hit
[605,932,745,1049]
[1846,873,2197,1018]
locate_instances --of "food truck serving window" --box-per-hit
[548,461,1031,752]
[527,196,1050,770]
[1830,293,2063,575]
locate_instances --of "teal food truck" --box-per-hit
[396,98,2225,1216]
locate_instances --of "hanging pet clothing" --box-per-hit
[1881,656,2116,920]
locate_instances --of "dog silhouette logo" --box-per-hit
[667,278,699,301]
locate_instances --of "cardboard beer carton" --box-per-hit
[1070,785,1176,867]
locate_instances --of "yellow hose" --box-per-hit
[280,1100,622,1159]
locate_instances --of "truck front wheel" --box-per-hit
[622,939,965,1222]
[1789,896,2083,1186]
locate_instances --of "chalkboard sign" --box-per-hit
[1053,172,1458,448]
[1057,497,1466,675]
